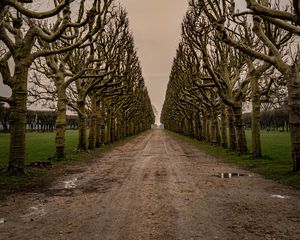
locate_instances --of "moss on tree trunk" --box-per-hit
[233,106,248,153]
[287,69,300,172]
[55,80,67,160]
[88,93,97,149]
[8,68,28,175]
[228,108,237,151]
[251,75,262,158]
[211,110,220,146]
[220,105,228,148]
[205,113,211,143]
[196,112,203,141]
[77,100,87,151]
[95,100,102,148]
[201,111,207,142]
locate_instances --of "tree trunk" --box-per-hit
[8,68,28,174]
[1,119,9,132]
[111,115,115,142]
[287,68,300,172]
[95,100,102,148]
[181,119,186,135]
[106,110,111,144]
[77,100,87,151]
[251,75,262,158]
[206,113,211,143]
[88,93,97,149]
[126,120,130,137]
[228,107,237,151]
[121,115,126,139]
[130,120,134,136]
[196,112,202,141]
[233,106,248,153]
[55,78,67,160]
[220,104,228,148]
[202,111,207,142]
[188,118,193,137]
[211,111,217,145]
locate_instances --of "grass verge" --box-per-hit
[166,130,300,189]
[0,130,80,166]
[0,131,141,201]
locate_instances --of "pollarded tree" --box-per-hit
[188,0,292,157]
[85,6,137,148]
[29,0,114,159]
[171,41,223,144]
[182,5,250,152]
[201,0,300,171]
[65,6,154,149]
[161,46,203,139]
[124,86,154,135]
[0,0,103,174]
[118,53,154,136]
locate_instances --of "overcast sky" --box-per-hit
[118,0,189,122]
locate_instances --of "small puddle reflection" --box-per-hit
[218,173,251,179]
[271,194,289,199]
[64,178,78,189]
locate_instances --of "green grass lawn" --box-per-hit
[167,129,300,189]
[0,130,79,200]
[0,130,79,167]
[246,130,291,165]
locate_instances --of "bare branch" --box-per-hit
[2,0,74,19]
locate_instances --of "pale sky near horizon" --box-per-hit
[118,0,189,122]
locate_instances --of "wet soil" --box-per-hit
[1,130,300,240]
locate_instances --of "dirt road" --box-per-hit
[1,130,300,240]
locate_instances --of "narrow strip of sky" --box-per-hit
[118,0,188,122]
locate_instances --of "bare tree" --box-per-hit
[0,0,111,174]
[199,0,299,171]
[182,5,250,152]
[28,1,113,159]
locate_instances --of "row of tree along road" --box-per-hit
[0,0,155,175]
[161,0,300,172]
[0,103,289,133]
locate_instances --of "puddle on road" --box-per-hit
[64,178,78,189]
[271,194,289,199]
[217,173,251,179]
[174,181,187,184]
[0,218,4,224]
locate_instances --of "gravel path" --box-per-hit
[1,130,300,240]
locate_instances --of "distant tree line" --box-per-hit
[244,108,289,132]
[0,0,155,175]
[161,0,300,172]
[0,105,77,132]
